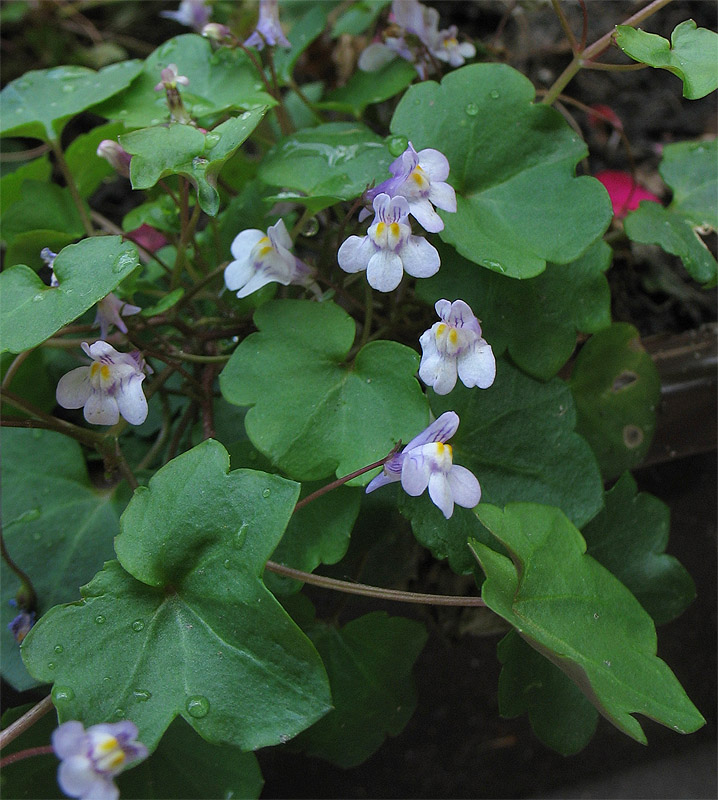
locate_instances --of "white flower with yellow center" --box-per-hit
[338,193,440,292]
[366,411,481,519]
[432,25,476,67]
[56,341,149,426]
[52,720,147,800]
[419,299,496,395]
[224,219,315,299]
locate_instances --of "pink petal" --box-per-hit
[595,170,660,219]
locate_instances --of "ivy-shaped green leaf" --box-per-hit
[390,63,612,278]
[258,122,394,213]
[0,155,51,216]
[273,3,332,86]
[220,300,429,482]
[497,630,599,755]
[615,20,718,99]
[471,503,705,743]
[624,139,717,285]
[121,111,267,216]
[1,180,84,249]
[1,430,122,691]
[94,35,275,128]
[429,358,604,528]
[0,236,139,354]
[416,240,612,380]
[319,59,417,117]
[291,608,428,767]
[582,472,695,625]
[65,120,126,199]
[569,323,661,480]
[21,440,332,751]
[0,61,142,140]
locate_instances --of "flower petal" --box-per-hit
[397,236,440,279]
[230,229,264,261]
[428,472,454,519]
[426,354,458,395]
[400,452,431,496]
[457,339,496,389]
[56,368,92,410]
[224,258,254,292]
[58,755,110,798]
[268,218,293,251]
[447,465,481,508]
[116,375,148,425]
[366,250,404,292]
[338,235,374,274]
[52,722,86,760]
[84,391,120,426]
[417,148,450,182]
[358,42,397,72]
[404,411,459,450]
[408,198,444,233]
[428,180,457,214]
[365,470,399,493]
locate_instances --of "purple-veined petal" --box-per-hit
[366,250,404,292]
[84,391,120,426]
[52,722,86,760]
[447,464,481,508]
[457,339,496,389]
[407,198,443,233]
[358,42,397,72]
[85,341,120,361]
[417,148,450,181]
[230,229,265,261]
[224,258,255,292]
[338,235,374,274]
[268,218,292,252]
[397,236,440,278]
[404,410,459,450]
[373,192,409,224]
[235,269,277,299]
[56,368,92,410]
[445,299,475,329]
[434,299,452,320]
[426,354,458,395]
[427,472,454,519]
[427,180,457,214]
[365,470,399,493]
[116,376,148,425]
[400,452,431,496]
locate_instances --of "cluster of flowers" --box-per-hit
[359,0,476,79]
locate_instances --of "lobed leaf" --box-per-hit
[220,300,429,483]
[615,21,718,99]
[390,63,612,278]
[0,236,139,354]
[471,503,705,743]
[21,440,332,751]
[319,59,418,117]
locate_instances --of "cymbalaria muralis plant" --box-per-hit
[1,1,715,797]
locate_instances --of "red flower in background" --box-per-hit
[595,170,661,219]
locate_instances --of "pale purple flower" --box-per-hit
[7,604,35,643]
[96,140,131,178]
[338,193,439,292]
[363,142,456,233]
[52,720,147,800]
[41,248,59,286]
[225,219,316,299]
[392,0,440,45]
[94,293,142,340]
[244,0,291,50]
[433,25,476,67]
[202,22,232,42]
[56,342,149,426]
[160,0,211,31]
[154,63,189,92]
[366,411,481,519]
[419,299,495,395]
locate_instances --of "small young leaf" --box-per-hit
[122,111,267,216]
[625,139,717,285]
[292,609,428,767]
[94,35,275,128]
[416,240,612,380]
[320,59,417,117]
[0,61,142,141]
[497,630,599,755]
[220,300,429,482]
[471,503,706,743]
[582,472,695,625]
[258,122,394,213]
[569,323,661,480]
[22,440,331,751]
[430,359,604,528]
[1,429,121,691]
[390,63,612,278]
[0,236,140,354]
[615,20,718,99]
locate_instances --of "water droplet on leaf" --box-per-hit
[32,294,44,303]
[204,132,221,148]
[387,135,408,156]
[54,645,64,654]
[133,689,152,702]
[48,662,56,670]
[18,507,41,523]
[300,216,320,237]
[465,102,479,116]
[234,523,248,549]
[113,708,125,718]
[131,619,145,632]
[186,695,210,718]
[95,614,106,624]
[52,686,75,703]
[489,90,500,99]
[223,559,231,569]
[262,488,271,498]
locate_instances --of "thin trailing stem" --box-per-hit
[551,0,578,53]
[0,695,54,751]
[0,524,37,610]
[264,561,487,607]
[1,349,36,391]
[0,746,55,769]
[542,0,675,105]
[50,140,94,237]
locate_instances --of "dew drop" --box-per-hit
[119,109,128,117]
[186,695,210,718]
[18,507,41,523]
[489,90,500,100]
[387,134,408,157]
[54,644,64,654]
[593,613,600,620]
[223,559,231,569]
[113,707,125,718]
[150,118,161,125]
[52,686,75,703]
[465,102,479,116]
[234,523,248,550]
[262,488,271,498]
[131,619,145,632]
[192,156,208,169]
[205,132,221,148]
[133,689,152,702]
[240,111,251,120]
[279,733,290,744]
[603,660,611,667]
[32,294,44,303]
[300,216,320,237]
[47,662,56,670]
[95,614,106,625]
